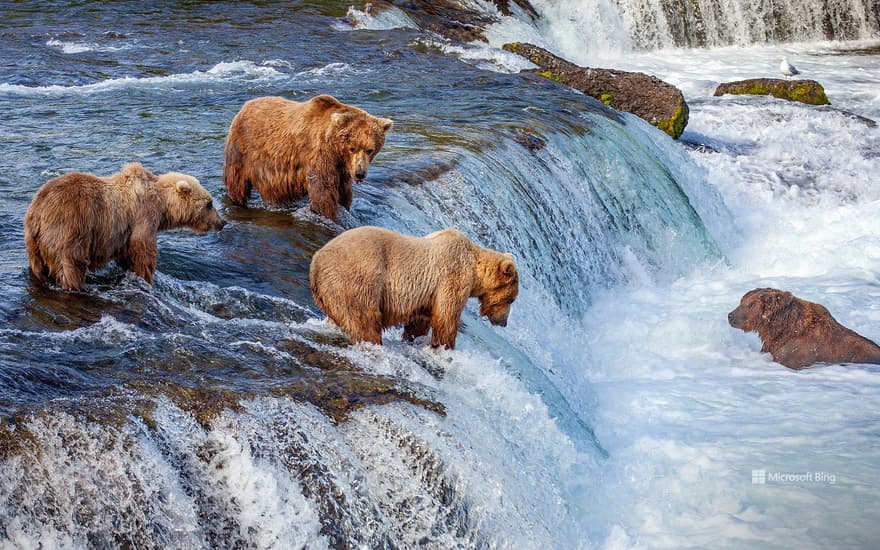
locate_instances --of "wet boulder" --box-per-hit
[502,42,689,139]
[373,0,538,42]
[713,78,830,105]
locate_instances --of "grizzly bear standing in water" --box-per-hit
[24,163,225,290]
[728,288,880,369]
[222,94,393,222]
[310,226,519,349]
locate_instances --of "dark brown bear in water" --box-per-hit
[728,288,880,369]
[310,226,519,349]
[24,162,225,291]
[222,94,393,222]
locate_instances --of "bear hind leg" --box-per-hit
[222,142,252,206]
[57,254,88,291]
[26,242,51,284]
[333,309,383,345]
[339,289,384,345]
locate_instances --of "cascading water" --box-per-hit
[0,3,728,545]
[0,99,724,548]
[490,0,879,55]
[616,0,880,48]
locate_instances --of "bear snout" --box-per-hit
[355,169,367,181]
[728,308,746,328]
[196,216,226,233]
[488,311,510,327]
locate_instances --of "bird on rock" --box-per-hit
[780,57,800,78]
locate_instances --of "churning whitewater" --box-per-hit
[1,1,879,549]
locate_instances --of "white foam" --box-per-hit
[46,38,132,54]
[0,314,146,348]
[0,410,204,548]
[335,3,418,31]
[336,343,596,547]
[201,416,328,548]
[438,41,538,73]
[546,41,880,548]
[0,60,285,97]
[295,62,361,81]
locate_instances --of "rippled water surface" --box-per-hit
[2,1,880,549]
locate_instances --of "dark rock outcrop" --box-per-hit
[491,0,539,18]
[502,42,689,139]
[714,78,830,105]
[376,0,538,42]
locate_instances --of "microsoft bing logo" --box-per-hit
[750,468,836,485]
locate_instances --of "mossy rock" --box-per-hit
[502,42,689,139]
[714,78,830,105]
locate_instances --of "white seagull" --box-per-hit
[779,57,800,78]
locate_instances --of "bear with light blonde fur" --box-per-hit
[222,94,392,222]
[310,226,519,349]
[25,162,225,290]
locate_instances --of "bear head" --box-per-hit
[330,109,393,183]
[477,252,519,327]
[156,173,226,233]
[728,288,795,333]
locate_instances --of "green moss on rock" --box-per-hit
[536,70,561,82]
[655,101,689,140]
[502,42,690,139]
[714,78,830,105]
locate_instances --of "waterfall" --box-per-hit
[0,98,727,547]
[515,0,880,53]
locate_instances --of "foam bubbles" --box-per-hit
[334,3,418,32]
[0,60,285,97]
[46,37,132,54]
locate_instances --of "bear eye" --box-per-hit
[366,148,374,155]
[349,146,356,153]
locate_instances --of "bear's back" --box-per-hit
[312,226,474,287]
[238,94,356,130]
[27,168,151,257]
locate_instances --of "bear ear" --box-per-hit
[499,258,516,279]
[763,289,794,318]
[378,117,393,133]
[331,111,356,128]
[175,179,193,195]
[312,94,343,109]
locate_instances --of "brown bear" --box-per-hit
[222,94,393,222]
[728,288,880,369]
[24,162,225,291]
[309,226,519,349]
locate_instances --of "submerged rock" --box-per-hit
[491,0,539,18]
[379,0,494,42]
[511,130,547,152]
[371,0,538,42]
[502,42,689,139]
[713,78,831,105]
